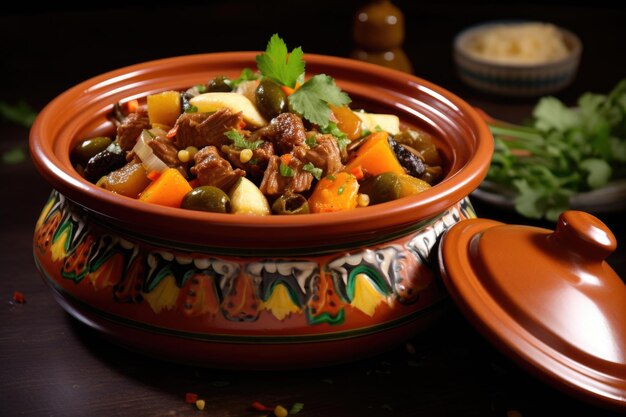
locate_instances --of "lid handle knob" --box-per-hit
[552,211,617,261]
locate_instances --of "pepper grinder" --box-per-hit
[351,0,413,73]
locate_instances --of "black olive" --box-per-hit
[388,136,425,178]
[255,79,287,121]
[83,142,126,183]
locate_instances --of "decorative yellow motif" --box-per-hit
[36,198,55,230]
[263,283,301,321]
[350,273,387,317]
[50,229,69,261]
[143,276,180,314]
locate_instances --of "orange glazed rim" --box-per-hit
[29,52,493,249]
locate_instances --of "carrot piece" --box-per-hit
[280,81,300,97]
[125,99,140,114]
[147,170,161,182]
[344,131,405,176]
[139,168,192,208]
[280,153,292,166]
[166,125,178,139]
[308,172,359,213]
[349,165,365,180]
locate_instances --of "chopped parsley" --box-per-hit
[337,183,346,195]
[305,134,318,148]
[184,104,198,113]
[279,162,295,177]
[224,129,264,150]
[194,84,207,94]
[320,121,350,150]
[231,68,258,88]
[303,162,322,180]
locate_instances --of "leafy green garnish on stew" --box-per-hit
[303,162,322,180]
[486,78,626,221]
[279,162,295,177]
[320,121,350,150]
[289,74,351,128]
[256,34,304,89]
[231,68,258,88]
[256,34,351,129]
[224,129,264,150]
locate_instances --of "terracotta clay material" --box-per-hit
[30,53,492,369]
[439,210,626,410]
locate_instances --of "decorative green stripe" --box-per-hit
[34,254,446,344]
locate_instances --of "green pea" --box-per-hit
[255,79,287,121]
[181,186,231,213]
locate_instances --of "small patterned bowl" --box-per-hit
[453,21,582,97]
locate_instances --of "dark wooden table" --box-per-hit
[1,3,624,416]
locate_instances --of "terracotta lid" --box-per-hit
[439,210,626,410]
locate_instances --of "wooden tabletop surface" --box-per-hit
[1,3,625,416]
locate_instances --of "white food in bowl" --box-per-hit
[463,22,570,65]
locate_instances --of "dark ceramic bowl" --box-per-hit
[30,52,493,369]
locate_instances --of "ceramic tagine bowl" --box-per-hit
[30,51,490,370]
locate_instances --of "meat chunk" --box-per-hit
[116,113,151,151]
[249,113,306,155]
[259,155,313,196]
[191,146,245,191]
[174,108,243,150]
[221,140,275,182]
[301,134,344,176]
[148,136,180,167]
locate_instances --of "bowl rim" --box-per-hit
[29,52,493,248]
[453,19,583,70]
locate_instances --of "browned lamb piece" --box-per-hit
[191,146,245,191]
[259,154,313,196]
[116,113,151,151]
[148,136,181,167]
[298,134,344,176]
[173,108,243,150]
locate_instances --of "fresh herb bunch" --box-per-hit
[256,34,351,128]
[485,79,626,221]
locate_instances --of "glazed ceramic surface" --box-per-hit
[30,53,492,368]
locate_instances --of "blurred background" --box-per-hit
[2,1,624,112]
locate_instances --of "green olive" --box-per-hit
[271,192,310,215]
[359,172,402,205]
[181,186,231,213]
[255,79,287,120]
[72,136,112,166]
[207,76,233,92]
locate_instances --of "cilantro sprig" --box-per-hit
[224,129,264,150]
[255,34,351,128]
[485,78,626,221]
[256,34,304,89]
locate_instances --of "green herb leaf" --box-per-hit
[224,130,264,150]
[289,403,304,414]
[185,105,198,113]
[288,74,351,127]
[256,34,304,88]
[279,162,295,177]
[303,162,322,180]
[2,145,27,164]
[319,122,351,150]
[486,78,626,220]
[195,84,207,94]
[0,100,37,128]
[231,68,258,88]
[305,134,318,148]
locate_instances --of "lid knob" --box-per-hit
[552,210,617,261]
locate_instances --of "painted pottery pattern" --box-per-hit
[34,191,474,335]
